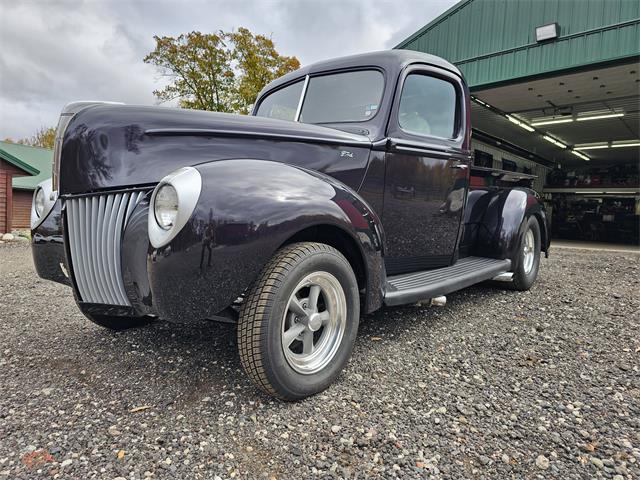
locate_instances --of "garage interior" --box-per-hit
[471,60,640,244]
[397,0,640,246]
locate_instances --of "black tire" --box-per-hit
[83,313,155,331]
[508,216,542,291]
[237,242,360,401]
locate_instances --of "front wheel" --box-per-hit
[509,216,542,291]
[237,242,360,401]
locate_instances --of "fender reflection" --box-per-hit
[147,159,384,322]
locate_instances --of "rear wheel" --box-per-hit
[237,242,360,401]
[509,216,541,291]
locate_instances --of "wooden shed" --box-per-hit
[0,141,51,233]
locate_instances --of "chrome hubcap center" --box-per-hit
[307,312,323,332]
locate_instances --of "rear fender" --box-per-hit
[470,188,548,265]
[148,159,385,322]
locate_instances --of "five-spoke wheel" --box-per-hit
[237,242,359,401]
[281,272,347,375]
[522,228,536,275]
[508,216,542,291]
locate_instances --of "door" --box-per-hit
[382,67,470,276]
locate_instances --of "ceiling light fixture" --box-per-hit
[571,150,590,161]
[574,143,609,150]
[611,141,640,148]
[531,118,573,126]
[505,115,535,132]
[576,112,624,122]
[472,97,492,108]
[543,135,567,148]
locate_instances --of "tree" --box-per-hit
[228,27,300,114]
[144,32,235,112]
[4,126,56,149]
[144,28,299,114]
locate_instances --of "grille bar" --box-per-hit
[66,191,146,306]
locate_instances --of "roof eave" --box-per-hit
[0,147,40,176]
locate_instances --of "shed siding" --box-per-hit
[0,170,7,233]
[397,0,640,88]
[0,158,28,233]
[12,190,32,230]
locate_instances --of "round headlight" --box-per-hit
[34,187,46,218]
[154,184,179,230]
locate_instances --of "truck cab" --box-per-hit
[31,50,549,400]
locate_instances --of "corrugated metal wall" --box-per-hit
[398,0,640,88]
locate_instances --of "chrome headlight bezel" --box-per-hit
[31,178,57,230]
[148,167,202,248]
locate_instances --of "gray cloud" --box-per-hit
[0,0,456,140]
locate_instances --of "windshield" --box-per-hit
[256,69,384,124]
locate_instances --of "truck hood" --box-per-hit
[58,104,373,194]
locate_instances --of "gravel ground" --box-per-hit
[0,242,638,479]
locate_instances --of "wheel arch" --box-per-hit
[281,224,368,301]
[531,210,550,256]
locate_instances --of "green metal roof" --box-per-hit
[396,0,640,89]
[0,141,52,191]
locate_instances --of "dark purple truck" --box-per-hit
[31,50,549,400]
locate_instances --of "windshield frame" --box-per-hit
[254,66,387,125]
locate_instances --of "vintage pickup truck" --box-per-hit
[31,50,549,400]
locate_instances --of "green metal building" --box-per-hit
[397,0,639,243]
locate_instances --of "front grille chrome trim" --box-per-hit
[66,191,147,306]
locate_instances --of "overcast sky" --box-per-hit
[0,0,457,140]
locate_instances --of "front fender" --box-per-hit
[472,188,548,264]
[148,159,384,322]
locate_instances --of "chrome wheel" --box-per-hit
[523,228,535,274]
[281,271,347,375]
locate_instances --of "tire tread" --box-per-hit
[237,242,348,399]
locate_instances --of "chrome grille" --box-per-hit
[66,191,147,306]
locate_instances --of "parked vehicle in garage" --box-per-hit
[31,50,550,400]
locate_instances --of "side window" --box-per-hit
[398,74,458,139]
[255,80,304,121]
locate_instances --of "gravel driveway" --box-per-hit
[1,242,638,479]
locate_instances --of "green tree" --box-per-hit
[144,28,299,113]
[4,126,56,149]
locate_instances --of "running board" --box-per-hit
[384,256,511,306]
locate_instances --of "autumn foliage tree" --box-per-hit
[144,28,300,114]
[3,126,56,149]
[228,27,301,113]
